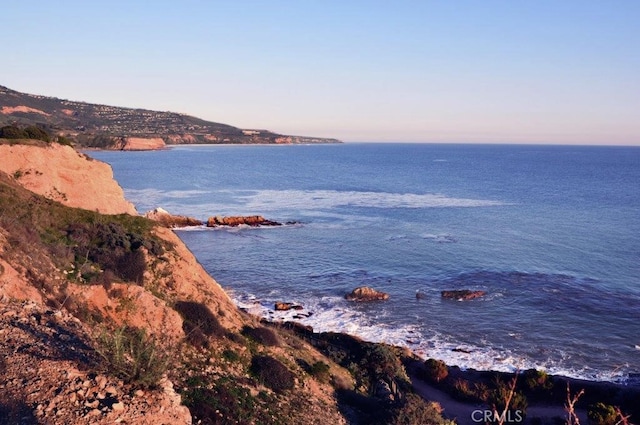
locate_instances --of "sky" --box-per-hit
[3,1,640,145]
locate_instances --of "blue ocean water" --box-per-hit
[89,143,640,383]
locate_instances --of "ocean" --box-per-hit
[88,143,640,384]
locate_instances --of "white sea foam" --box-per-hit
[421,233,457,243]
[234,189,508,211]
[123,188,211,212]
[231,291,632,384]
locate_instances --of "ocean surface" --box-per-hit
[89,143,640,384]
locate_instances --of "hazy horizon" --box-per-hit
[3,1,639,146]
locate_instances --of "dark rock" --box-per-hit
[441,289,486,301]
[345,286,390,302]
[282,321,314,335]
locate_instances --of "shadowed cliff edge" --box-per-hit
[0,139,637,425]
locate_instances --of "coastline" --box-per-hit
[2,141,638,424]
[86,144,638,423]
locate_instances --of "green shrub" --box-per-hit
[309,361,331,383]
[23,125,50,142]
[0,125,27,139]
[391,394,454,425]
[523,369,553,391]
[250,355,295,393]
[55,135,75,146]
[588,402,618,425]
[487,376,528,422]
[181,376,281,424]
[95,326,169,388]
[65,221,149,284]
[222,349,241,363]
[423,358,449,383]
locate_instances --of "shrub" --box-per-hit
[309,361,331,383]
[0,125,26,139]
[391,394,454,425]
[523,369,553,391]
[174,301,226,347]
[95,326,169,388]
[23,125,50,142]
[250,355,295,393]
[65,221,150,284]
[182,377,281,424]
[222,349,241,363]
[588,402,618,425]
[241,325,281,346]
[423,358,449,383]
[55,135,75,146]
[487,376,528,421]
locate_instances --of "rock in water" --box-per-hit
[274,302,304,311]
[144,207,203,227]
[345,286,390,302]
[206,215,282,227]
[440,289,486,301]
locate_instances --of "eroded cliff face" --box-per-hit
[0,142,244,333]
[0,143,137,215]
[0,142,352,425]
[0,143,238,423]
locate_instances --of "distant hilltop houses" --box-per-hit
[0,85,341,148]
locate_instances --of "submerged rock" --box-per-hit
[441,289,486,301]
[345,286,390,302]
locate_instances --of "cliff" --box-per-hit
[0,142,137,215]
[0,85,341,148]
[0,141,355,424]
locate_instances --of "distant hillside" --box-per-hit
[0,85,341,147]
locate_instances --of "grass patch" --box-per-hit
[95,325,171,389]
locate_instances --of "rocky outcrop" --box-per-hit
[206,215,282,227]
[441,289,486,301]
[345,286,390,302]
[0,143,137,215]
[143,207,203,227]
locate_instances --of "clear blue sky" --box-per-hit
[4,1,639,144]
